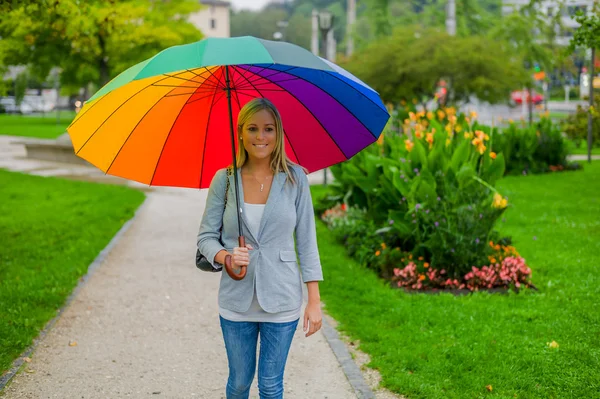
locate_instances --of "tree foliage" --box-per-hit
[0,0,202,93]
[343,27,527,105]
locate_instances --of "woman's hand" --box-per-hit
[303,300,322,338]
[231,244,253,271]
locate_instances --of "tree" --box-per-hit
[343,26,527,107]
[569,3,600,163]
[0,0,202,95]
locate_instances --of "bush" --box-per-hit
[562,94,600,149]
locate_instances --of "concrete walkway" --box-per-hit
[0,136,358,398]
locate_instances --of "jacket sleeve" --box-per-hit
[294,167,324,283]
[197,169,227,268]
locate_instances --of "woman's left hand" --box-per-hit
[303,301,322,338]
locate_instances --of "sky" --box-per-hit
[230,0,272,11]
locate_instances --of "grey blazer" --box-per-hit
[197,164,323,313]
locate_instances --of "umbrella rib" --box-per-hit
[324,71,389,116]
[75,74,174,156]
[236,76,301,90]
[239,65,298,86]
[67,72,197,130]
[251,65,380,140]
[228,66,243,110]
[200,66,227,91]
[197,74,225,189]
[105,91,195,176]
[185,91,223,106]
[149,70,222,186]
[231,66,304,164]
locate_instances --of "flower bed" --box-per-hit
[317,105,537,292]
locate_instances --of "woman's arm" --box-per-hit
[294,169,324,283]
[197,169,229,268]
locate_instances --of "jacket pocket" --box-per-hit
[279,250,297,262]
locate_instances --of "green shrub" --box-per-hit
[562,94,600,148]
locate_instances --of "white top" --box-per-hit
[219,202,302,323]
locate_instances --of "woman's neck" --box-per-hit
[243,158,273,175]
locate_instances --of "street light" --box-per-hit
[317,10,334,185]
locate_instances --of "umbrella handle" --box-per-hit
[224,236,247,281]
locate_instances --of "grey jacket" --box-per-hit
[197,164,323,313]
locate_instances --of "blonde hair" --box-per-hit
[235,98,306,184]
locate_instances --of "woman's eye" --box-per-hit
[266,128,274,132]
[248,127,257,132]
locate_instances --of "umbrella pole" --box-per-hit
[224,65,246,280]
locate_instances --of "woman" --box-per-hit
[197,98,323,399]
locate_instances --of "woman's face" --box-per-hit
[241,109,277,161]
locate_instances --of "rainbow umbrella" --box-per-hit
[67,36,389,278]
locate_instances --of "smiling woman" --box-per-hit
[197,98,325,398]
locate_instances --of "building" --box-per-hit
[502,0,595,46]
[189,0,231,38]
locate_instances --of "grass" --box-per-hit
[0,169,145,373]
[312,163,600,398]
[567,142,600,156]
[0,112,76,139]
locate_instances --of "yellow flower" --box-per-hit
[508,118,514,124]
[400,99,407,106]
[412,98,418,104]
[405,139,414,152]
[470,111,478,119]
[409,112,417,121]
[426,132,434,148]
[404,118,411,125]
[464,132,472,139]
[381,243,387,249]
[375,250,381,257]
[427,111,435,120]
[437,110,446,120]
[490,152,497,159]
[477,144,486,154]
[415,131,423,139]
[465,117,471,124]
[547,341,559,349]
[446,138,452,147]
[455,125,463,132]
[409,254,413,260]
[448,115,457,124]
[492,193,508,209]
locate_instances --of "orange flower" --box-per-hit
[405,139,414,152]
[489,241,494,247]
[418,256,424,261]
[409,254,413,260]
[375,250,381,257]
[419,274,426,281]
[490,152,497,159]
[424,262,430,268]
[381,243,387,250]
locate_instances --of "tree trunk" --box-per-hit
[588,47,595,164]
[528,86,534,126]
[98,33,109,87]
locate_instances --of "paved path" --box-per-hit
[0,136,356,398]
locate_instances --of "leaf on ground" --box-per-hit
[69,341,78,347]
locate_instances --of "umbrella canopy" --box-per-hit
[67,36,390,189]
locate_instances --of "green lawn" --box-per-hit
[0,170,145,373]
[567,143,600,156]
[312,163,600,398]
[0,112,76,139]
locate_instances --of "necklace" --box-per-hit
[247,171,272,192]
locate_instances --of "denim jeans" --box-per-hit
[219,316,299,399]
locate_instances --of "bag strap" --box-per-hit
[219,166,232,234]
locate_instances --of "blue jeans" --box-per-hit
[219,316,299,399]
